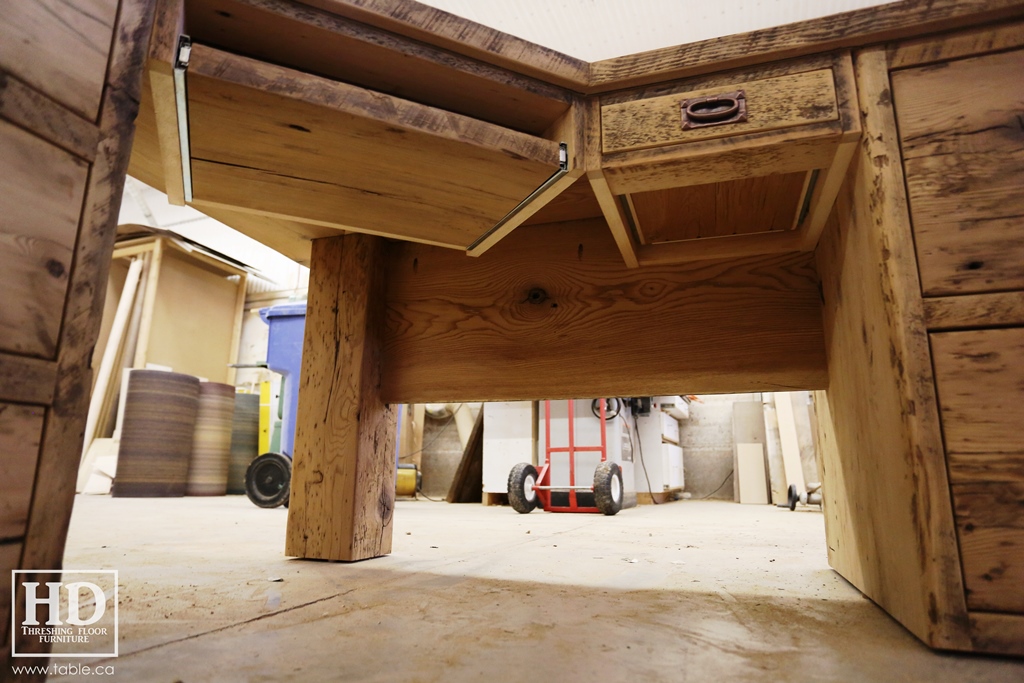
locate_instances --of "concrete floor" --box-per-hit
[50,496,1023,682]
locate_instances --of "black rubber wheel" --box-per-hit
[787,483,799,511]
[593,462,624,516]
[507,463,539,514]
[245,452,291,508]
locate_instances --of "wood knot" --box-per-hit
[525,287,549,305]
[45,259,66,279]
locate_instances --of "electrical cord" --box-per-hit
[398,403,463,462]
[400,403,466,501]
[700,469,735,500]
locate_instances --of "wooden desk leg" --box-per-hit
[285,234,397,561]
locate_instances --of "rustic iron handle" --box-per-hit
[681,90,747,130]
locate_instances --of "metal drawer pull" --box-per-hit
[681,90,747,129]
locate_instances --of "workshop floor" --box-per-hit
[52,496,1023,682]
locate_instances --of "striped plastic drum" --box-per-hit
[112,370,200,497]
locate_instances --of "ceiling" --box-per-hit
[416,0,896,61]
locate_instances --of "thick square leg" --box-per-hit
[285,234,397,561]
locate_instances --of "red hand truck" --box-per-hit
[507,399,624,515]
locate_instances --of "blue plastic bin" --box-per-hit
[259,302,307,458]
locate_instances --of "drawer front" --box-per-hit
[601,68,838,154]
[0,120,88,358]
[932,328,1024,462]
[932,327,1024,613]
[0,402,45,540]
[893,49,1024,296]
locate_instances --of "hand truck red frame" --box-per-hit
[507,399,624,516]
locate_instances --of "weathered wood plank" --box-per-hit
[286,235,397,562]
[813,48,969,649]
[959,526,1024,612]
[0,403,45,541]
[584,97,639,268]
[602,69,837,154]
[890,20,1024,69]
[603,131,840,196]
[923,292,1024,331]
[188,45,559,163]
[185,0,572,135]
[0,119,89,359]
[381,218,826,403]
[931,328,1024,455]
[893,49,1024,296]
[969,612,1024,656]
[949,453,1024,484]
[0,0,119,121]
[295,0,590,90]
[0,72,99,162]
[953,482,1024,529]
[0,354,57,406]
[18,0,156,587]
[186,45,560,249]
[589,0,1024,90]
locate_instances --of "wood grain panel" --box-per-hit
[185,0,571,135]
[631,172,808,242]
[602,69,837,154]
[0,72,99,161]
[18,0,155,587]
[0,0,119,121]
[890,20,1024,69]
[381,218,826,403]
[589,0,1024,90]
[813,48,968,649]
[0,354,57,406]
[604,131,839,196]
[0,120,89,358]
[893,50,1024,296]
[923,292,1024,331]
[949,453,1024,483]
[286,235,397,562]
[969,611,1024,655]
[187,46,560,249]
[0,404,45,541]
[931,328,1024,455]
[959,526,1024,612]
[297,0,590,89]
[954,483,1024,529]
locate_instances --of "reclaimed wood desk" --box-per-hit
[2,0,1022,666]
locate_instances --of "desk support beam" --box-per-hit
[286,234,397,562]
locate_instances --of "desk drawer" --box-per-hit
[932,327,1024,613]
[601,68,839,154]
[892,49,1024,297]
